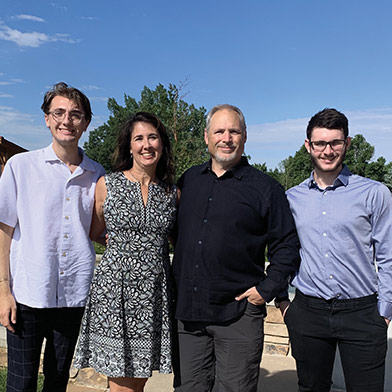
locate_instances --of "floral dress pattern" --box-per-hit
[74,172,177,378]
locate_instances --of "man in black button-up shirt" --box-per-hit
[173,104,300,391]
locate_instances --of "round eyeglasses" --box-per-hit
[49,109,85,125]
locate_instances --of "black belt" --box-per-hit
[295,289,377,310]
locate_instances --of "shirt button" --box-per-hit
[64,234,69,239]
[329,275,333,279]
[65,216,69,220]
[193,286,198,292]
[325,254,329,258]
[60,271,64,275]
[195,264,199,268]
[336,294,341,298]
[203,219,208,223]
[208,197,212,202]
[323,233,327,237]
[198,240,202,245]
[62,252,66,257]
[66,197,70,201]
[322,211,326,215]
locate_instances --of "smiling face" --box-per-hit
[130,121,163,172]
[305,127,351,177]
[204,109,246,173]
[44,95,89,149]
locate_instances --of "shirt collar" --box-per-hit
[308,164,351,189]
[43,144,98,172]
[201,156,250,180]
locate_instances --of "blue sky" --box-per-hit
[1,0,392,169]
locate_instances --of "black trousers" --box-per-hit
[173,302,266,392]
[285,290,388,392]
[6,303,84,392]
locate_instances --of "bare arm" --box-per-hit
[0,221,16,332]
[89,176,107,243]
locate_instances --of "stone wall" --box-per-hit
[264,305,290,356]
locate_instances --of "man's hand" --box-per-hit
[385,318,390,327]
[0,290,17,333]
[235,286,265,305]
[279,300,291,318]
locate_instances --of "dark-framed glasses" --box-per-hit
[49,109,85,124]
[309,139,346,152]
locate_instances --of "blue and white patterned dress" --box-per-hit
[74,172,176,378]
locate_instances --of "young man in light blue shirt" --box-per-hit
[284,108,392,392]
[0,82,104,391]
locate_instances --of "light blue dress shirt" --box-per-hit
[287,165,392,320]
[0,145,105,308]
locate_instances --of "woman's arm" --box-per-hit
[90,176,107,243]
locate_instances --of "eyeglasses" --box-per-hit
[309,139,346,152]
[49,109,85,125]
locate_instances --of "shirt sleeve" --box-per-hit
[372,184,392,320]
[0,158,18,228]
[256,183,301,302]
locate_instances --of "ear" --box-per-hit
[82,120,90,133]
[204,128,209,146]
[243,130,247,143]
[346,136,351,149]
[304,139,311,153]
[44,114,50,128]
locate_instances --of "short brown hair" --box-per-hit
[41,82,92,123]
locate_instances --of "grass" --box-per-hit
[0,367,44,391]
[93,242,105,255]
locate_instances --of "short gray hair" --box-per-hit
[205,104,246,133]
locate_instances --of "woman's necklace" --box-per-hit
[128,170,156,185]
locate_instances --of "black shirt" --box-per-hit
[173,157,300,322]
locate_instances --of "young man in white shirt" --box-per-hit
[0,82,104,391]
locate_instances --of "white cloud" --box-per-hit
[49,3,68,11]
[13,15,45,23]
[80,85,102,91]
[0,93,13,98]
[0,106,50,149]
[90,96,108,102]
[246,108,392,168]
[0,24,76,47]
[81,16,100,21]
[0,79,24,86]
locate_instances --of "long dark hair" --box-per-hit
[112,112,174,187]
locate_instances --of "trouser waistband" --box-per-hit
[294,289,377,310]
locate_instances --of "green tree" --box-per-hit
[252,162,268,172]
[365,157,387,183]
[345,134,374,176]
[383,162,392,191]
[277,145,312,189]
[84,83,209,179]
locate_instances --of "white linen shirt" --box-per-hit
[0,144,105,308]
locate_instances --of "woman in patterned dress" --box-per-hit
[74,112,177,392]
